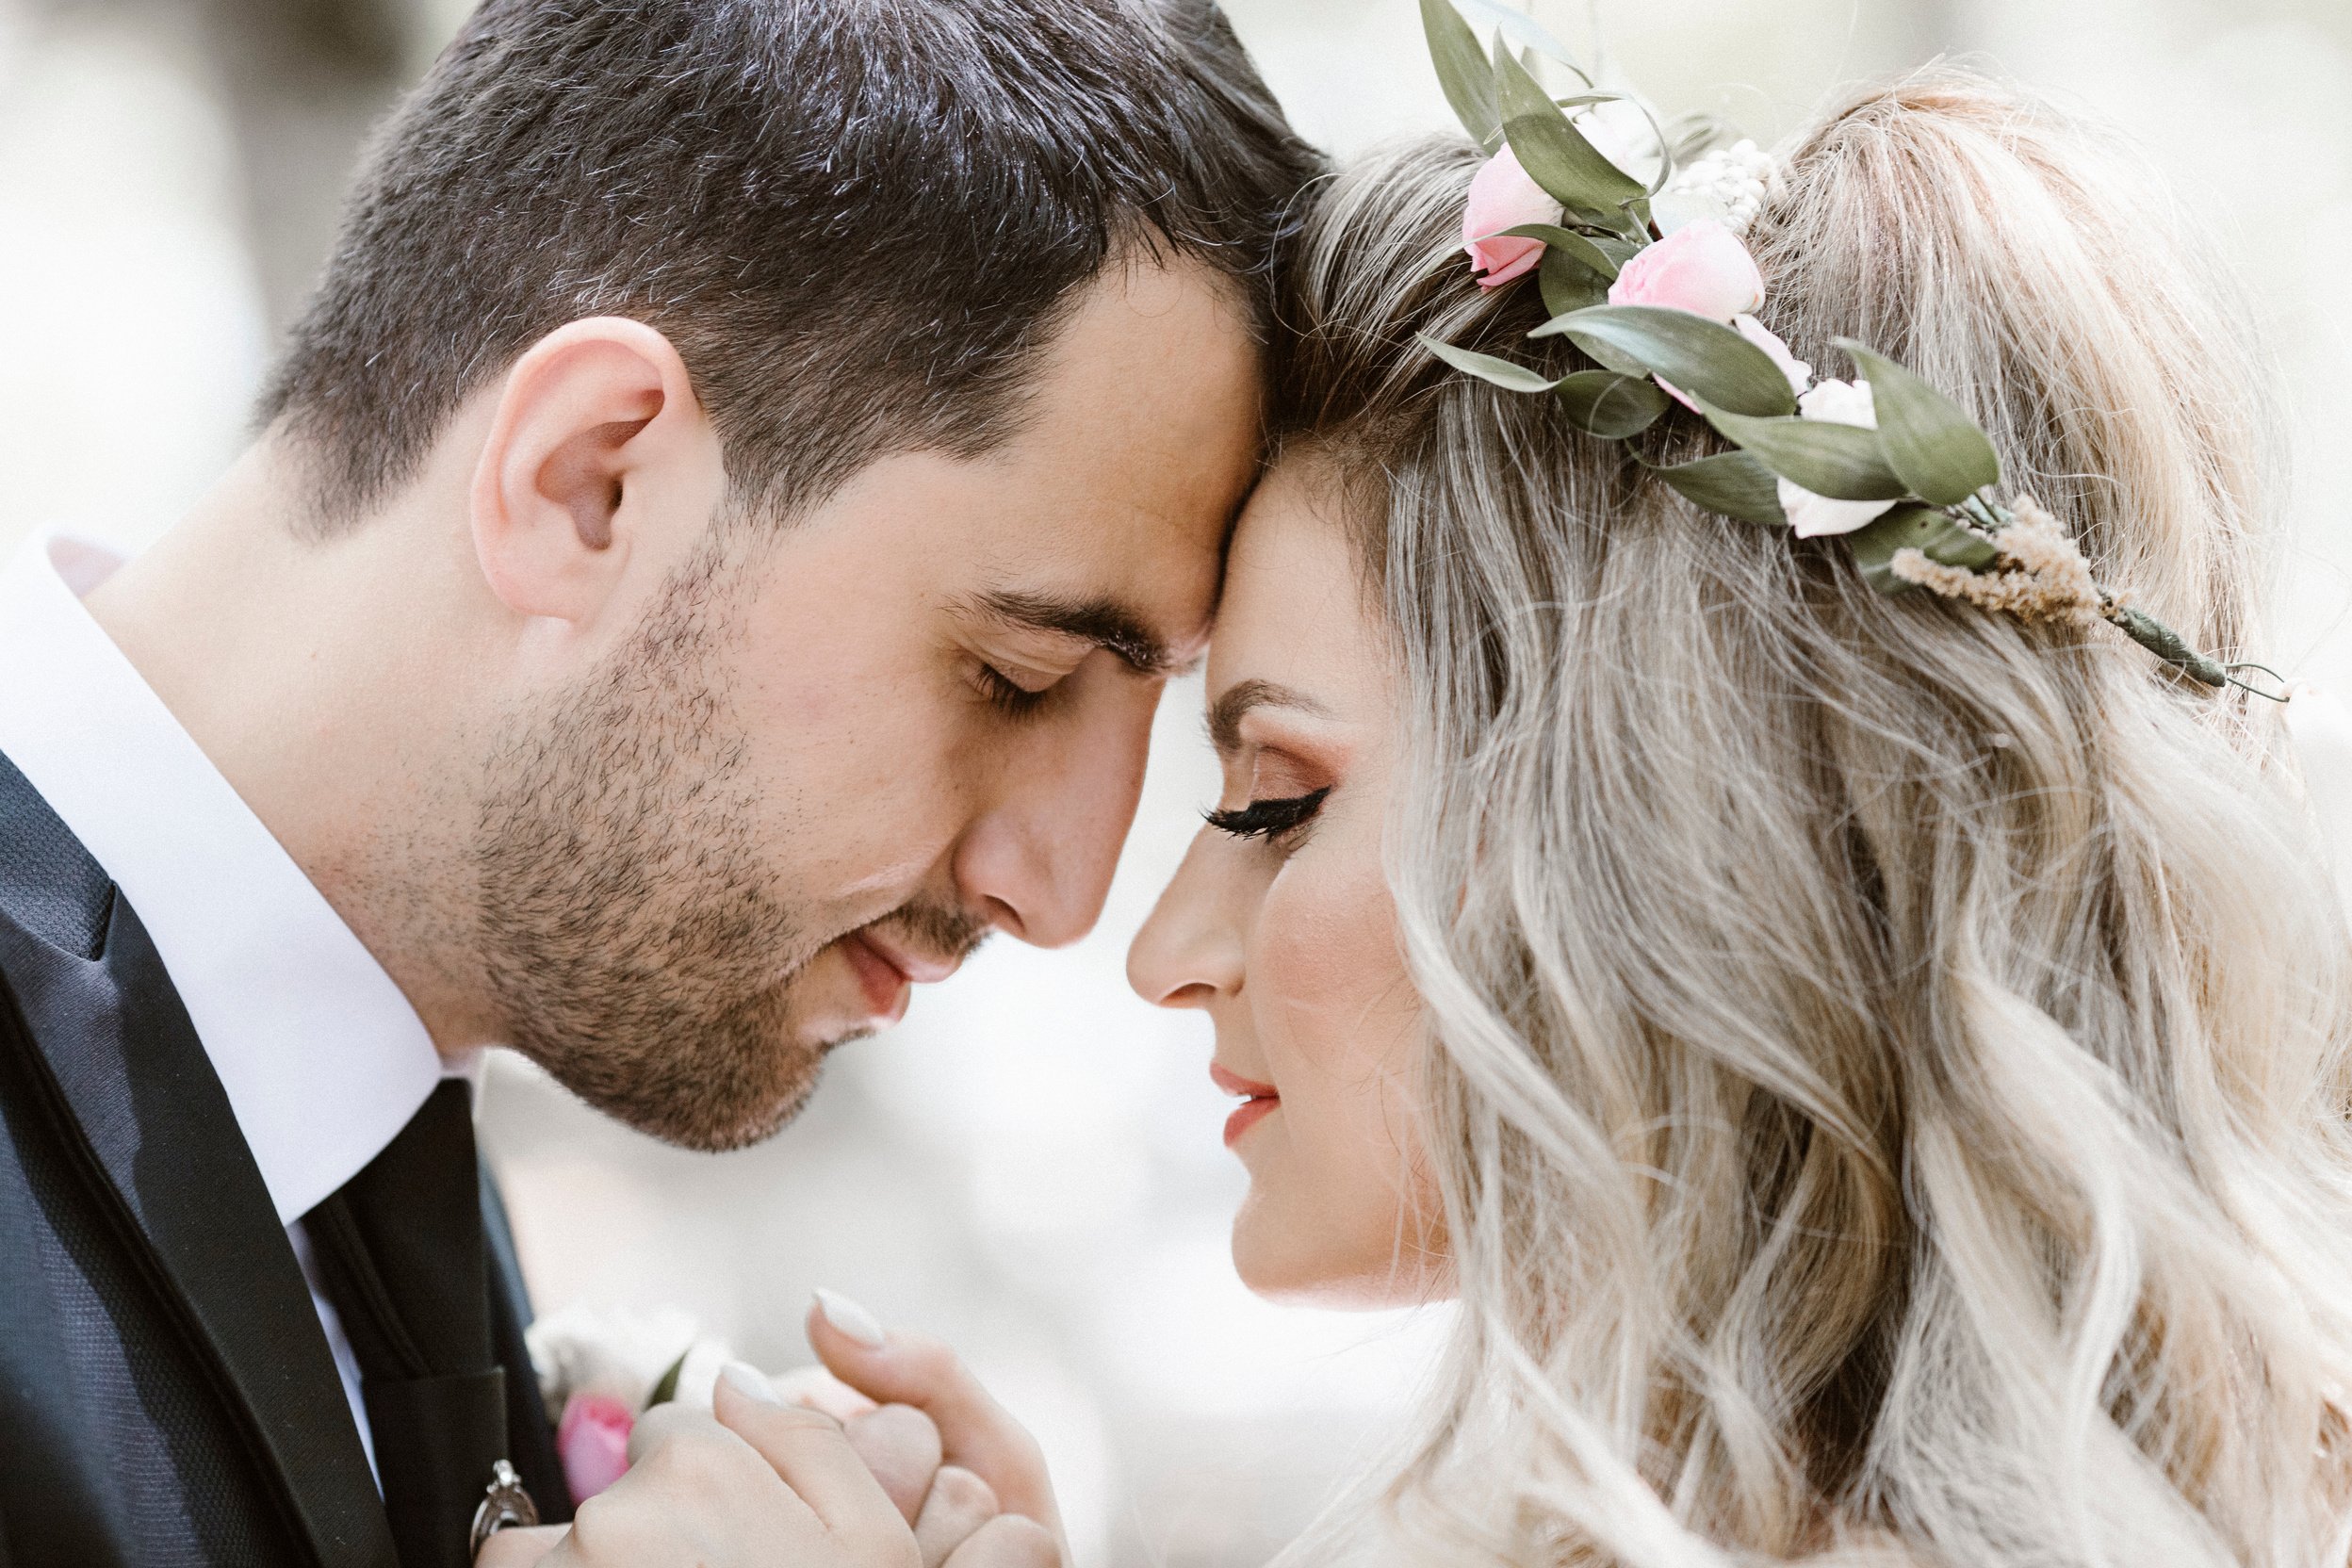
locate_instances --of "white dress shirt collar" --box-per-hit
[0,531,452,1223]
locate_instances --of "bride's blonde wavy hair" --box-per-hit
[1271,73,2352,1566]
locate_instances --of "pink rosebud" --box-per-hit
[558,1392,635,1504]
[1462,145,1562,289]
[1607,219,1764,321]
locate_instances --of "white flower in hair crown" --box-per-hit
[1421,0,2281,699]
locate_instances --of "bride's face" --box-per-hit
[1129,461,1445,1306]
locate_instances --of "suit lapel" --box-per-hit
[0,755,398,1568]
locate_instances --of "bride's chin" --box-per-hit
[1228,1195,1453,1310]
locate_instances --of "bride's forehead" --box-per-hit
[1204,487,1389,724]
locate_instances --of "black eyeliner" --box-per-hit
[1204,787,1330,841]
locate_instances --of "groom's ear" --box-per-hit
[467,317,723,627]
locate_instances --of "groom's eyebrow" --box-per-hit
[970,590,1183,675]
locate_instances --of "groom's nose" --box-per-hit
[949,692,1156,948]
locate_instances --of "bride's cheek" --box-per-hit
[1256,850,1400,1054]
[1255,834,1421,1148]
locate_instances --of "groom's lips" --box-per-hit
[839,933,914,1023]
[1211,1061,1280,1148]
[837,928,965,1024]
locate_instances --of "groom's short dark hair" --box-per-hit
[258,0,1320,528]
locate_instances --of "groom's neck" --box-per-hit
[80,421,508,1056]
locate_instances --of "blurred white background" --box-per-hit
[2,0,2348,1562]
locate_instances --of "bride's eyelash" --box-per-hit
[1204,788,1330,842]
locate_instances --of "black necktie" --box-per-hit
[304,1081,518,1568]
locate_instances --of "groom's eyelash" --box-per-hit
[1204,788,1330,842]
[975,663,1053,719]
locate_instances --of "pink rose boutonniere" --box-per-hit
[525,1301,877,1507]
[526,1304,734,1505]
[556,1392,636,1503]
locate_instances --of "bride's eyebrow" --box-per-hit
[1207,678,1331,755]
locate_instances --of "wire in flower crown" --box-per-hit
[1414,0,2282,700]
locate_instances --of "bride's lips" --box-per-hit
[1211,1061,1280,1149]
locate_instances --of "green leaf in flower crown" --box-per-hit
[1590,236,1643,269]
[1419,335,1560,393]
[1555,370,1668,438]
[1496,223,1620,281]
[1832,340,2001,505]
[1456,0,1585,74]
[1695,403,1908,500]
[1843,504,2000,595]
[1531,305,1798,417]
[1421,0,1501,149]
[1494,41,1646,215]
[1538,250,1609,318]
[1643,451,1788,527]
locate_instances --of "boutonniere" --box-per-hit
[526,1304,736,1503]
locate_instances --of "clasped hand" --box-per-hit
[478,1301,1061,1568]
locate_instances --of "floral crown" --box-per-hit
[1414,0,2279,700]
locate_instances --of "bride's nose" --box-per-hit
[1127,830,1244,1007]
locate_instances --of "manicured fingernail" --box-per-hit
[720,1360,782,1406]
[813,1287,887,1348]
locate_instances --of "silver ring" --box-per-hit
[469,1460,542,1558]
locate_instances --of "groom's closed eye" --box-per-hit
[965,590,1188,678]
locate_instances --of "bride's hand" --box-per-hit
[806,1292,1066,1568]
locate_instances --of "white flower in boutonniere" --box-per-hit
[1777,379,1903,538]
[526,1303,736,1504]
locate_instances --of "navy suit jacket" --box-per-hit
[0,752,566,1565]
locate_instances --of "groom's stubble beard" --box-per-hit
[470,542,984,1152]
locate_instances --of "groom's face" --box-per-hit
[476,260,1259,1150]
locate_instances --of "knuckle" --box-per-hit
[872,1402,942,1444]
[929,1465,999,1518]
[772,1403,846,1435]
[566,1493,650,1561]
[853,1403,945,1471]
[636,1429,744,1505]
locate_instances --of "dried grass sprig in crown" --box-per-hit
[1416,0,2281,700]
